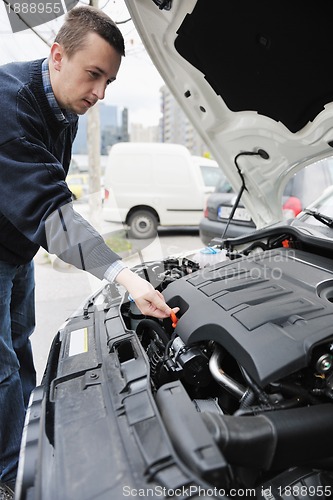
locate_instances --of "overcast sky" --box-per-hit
[0,0,165,126]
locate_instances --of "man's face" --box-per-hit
[50,31,122,115]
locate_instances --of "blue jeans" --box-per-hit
[0,260,36,485]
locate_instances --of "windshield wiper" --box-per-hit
[303,209,333,228]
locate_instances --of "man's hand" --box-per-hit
[115,267,178,319]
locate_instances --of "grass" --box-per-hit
[104,230,132,255]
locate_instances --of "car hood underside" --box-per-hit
[126,0,333,228]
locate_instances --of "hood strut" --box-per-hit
[221,149,269,240]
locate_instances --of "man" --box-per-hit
[0,6,176,496]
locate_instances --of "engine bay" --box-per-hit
[116,231,333,497]
[122,246,333,410]
[17,226,333,500]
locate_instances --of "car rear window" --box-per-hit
[215,177,234,193]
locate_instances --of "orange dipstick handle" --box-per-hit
[170,311,178,328]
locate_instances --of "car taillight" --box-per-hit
[282,196,302,218]
[104,189,109,201]
[203,203,208,218]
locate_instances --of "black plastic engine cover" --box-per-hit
[163,248,333,386]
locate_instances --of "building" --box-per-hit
[129,123,159,142]
[72,103,129,155]
[72,88,210,156]
[159,85,210,156]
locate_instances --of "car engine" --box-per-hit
[16,228,333,500]
[119,243,333,497]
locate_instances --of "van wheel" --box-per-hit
[128,210,158,239]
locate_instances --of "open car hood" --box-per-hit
[125,0,333,228]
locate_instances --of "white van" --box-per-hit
[103,142,223,238]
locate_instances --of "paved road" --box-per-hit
[32,204,203,383]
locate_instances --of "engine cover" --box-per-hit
[163,248,333,386]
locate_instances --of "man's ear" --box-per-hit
[50,42,64,71]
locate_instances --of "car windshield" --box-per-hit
[300,186,333,226]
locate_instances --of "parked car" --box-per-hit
[66,173,88,201]
[200,158,333,245]
[16,2,333,499]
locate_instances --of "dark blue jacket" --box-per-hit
[0,59,120,279]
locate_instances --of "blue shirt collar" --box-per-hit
[41,58,77,124]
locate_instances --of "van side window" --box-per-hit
[200,165,224,187]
